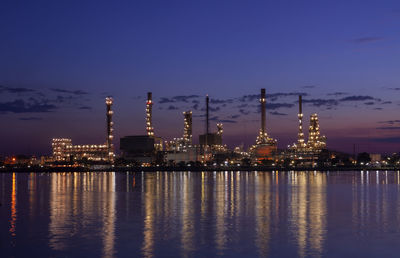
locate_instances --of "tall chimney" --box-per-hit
[206,95,209,135]
[260,88,266,136]
[183,111,192,145]
[146,92,154,136]
[106,97,114,163]
[297,95,304,147]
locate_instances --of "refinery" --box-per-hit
[2,88,399,171]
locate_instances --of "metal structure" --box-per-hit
[250,88,277,160]
[52,138,72,161]
[146,92,154,136]
[52,138,108,162]
[183,111,192,145]
[106,97,114,163]
[217,123,223,136]
[297,95,306,149]
[307,113,326,152]
[255,88,277,146]
[206,95,209,135]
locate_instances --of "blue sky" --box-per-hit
[1,0,400,155]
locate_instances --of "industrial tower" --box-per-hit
[183,111,193,145]
[217,123,223,136]
[297,95,306,149]
[255,88,277,146]
[106,97,114,163]
[307,113,326,152]
[146,92,154,136]
[206,95,209,134]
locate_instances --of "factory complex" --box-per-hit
[47,88,330,168]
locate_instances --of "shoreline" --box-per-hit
[1,166,399,173]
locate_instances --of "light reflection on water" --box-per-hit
[2,171,400,257]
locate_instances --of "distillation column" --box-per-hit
[183,111,192,145]
[297,95,305,149]
[146,92,154,136]
[106,97,114,163]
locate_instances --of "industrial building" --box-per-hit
[46,88,331,168]
[250,88,278,161]
[52,139,109,161]
[290,94,327,155]
[164,110,203,164]
[165,147,202,164]
[52,97,115,163]
[198,95,225,149]
[120,135,159,163]
[119,92,163,164]
[165,111,193,152]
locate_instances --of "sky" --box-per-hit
[1,0,400,156]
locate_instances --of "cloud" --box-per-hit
[0,85,36,94]
[378,120,400,125]
[219,119,237,124]
[270,111,288,116]
[192,104,199,110]
[159,97,174,104]
[0,99,57,113]
[209,106,220,112]
[381,101,392,105]
[159,95,199,104]
[266,103,294,110]
[79,106,92,110]
[267,92,308,102]
[301,85,316,89]
[239,109,250,115]
[238,94,259,103]
[238,92,307,103]
[19,117,42,121]
[376,127,400,130]
[167,105,179,110]
[230,114,240,119]
[364,102,375,105]
[50,88,88,95]
[210,98,233,104]
[237,103,248,108]
[302,98,339,107]
[388,88,400,91]
[372,137,400,143]
[340,95,375,102]
[201,106,220,112]
[352,37,384,44]
[327,92,347,96]
[54,95,73,103]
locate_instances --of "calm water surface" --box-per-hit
[1,171,400,257]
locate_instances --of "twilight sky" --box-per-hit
[1,0,400,156]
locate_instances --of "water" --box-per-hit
[1,171,400,257]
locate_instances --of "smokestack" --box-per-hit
[297,95,304,147]
[183,111,192,145]
[260,88,266,136]
[106,97,114,163]
[206,95,209,135]
[146,92,154,136]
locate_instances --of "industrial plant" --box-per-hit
[43,88,333,169]
[51,97,115,164]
